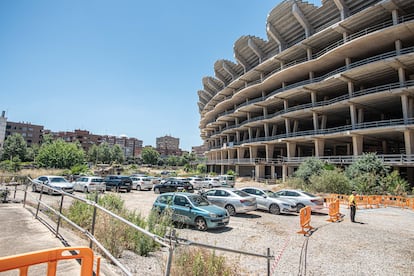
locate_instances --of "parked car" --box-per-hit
[72,176,105,193]
[240,187,297,215]
[130,176,153,191]
[204,177,222,188]
[218,175,235,187]
[188,177,208,189]
[152,192,230,231]
[103,175,132,192]
[200,188,257,216]
[32,176,74,195]
[153,179,194,194]
[273,189,324,212]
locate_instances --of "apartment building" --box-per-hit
[156,135,182,156]
[197,0,414,182]
[6,120,44,147]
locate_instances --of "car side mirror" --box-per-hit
[262,195,267,198]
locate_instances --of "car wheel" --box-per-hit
[47,188,53,195]
[32,185,37,192]
[127,188,131,193]
[115,186,120,193]
[195,217,207,231]
[297,203,305,213]
[225,205,236,216]
[269,204,281,215]
[209,184,212,188]
[154,188,160,194]
[83,186,88,193]
[137,185,141,191]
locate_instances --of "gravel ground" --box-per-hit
[15,182,414,276]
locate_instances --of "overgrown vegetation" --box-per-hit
[289,153,411,195]
[171,247,239,276]
[65,193,173,257]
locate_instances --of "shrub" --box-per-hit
[294,157,325,183]
[308,168,351,194]
[172,247,238,276]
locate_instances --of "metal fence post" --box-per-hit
[23,184,28,208]
[89,192,99,249]
[267,248,271,276]
[56,194,64,237]
[35,186,44,219]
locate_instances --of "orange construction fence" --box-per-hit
[297,206,314,235]
[326,200,342,222]
[0,246,100,276]
[324,194,414,211]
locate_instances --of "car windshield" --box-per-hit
[91,178,103,182]
[50,177,68,183]
[232,190,250,197]
[188,195,210,206]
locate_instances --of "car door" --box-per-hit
[207,189,229,208]
[244,188,267,210]
[172,195,192,224]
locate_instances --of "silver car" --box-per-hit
[32,175,74,195]
[130,176,153,191]
[240,187,297,215]
[200,188,257,216]
[274,189,325,212]
[72,176,105,193]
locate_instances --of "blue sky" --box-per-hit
[0,0,321,151]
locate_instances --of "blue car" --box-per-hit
[152,192,230,231]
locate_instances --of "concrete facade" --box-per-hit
[0,111,6,149]
[197,0,414,182]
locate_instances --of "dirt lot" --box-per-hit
[18,182,414,275]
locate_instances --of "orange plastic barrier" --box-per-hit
[0,246,99,276]
[327,200,342,222]
[297,206,314,235]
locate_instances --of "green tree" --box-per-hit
[141,147,160,165]
[111,144,125,164]
[99,142,112,164]
[294,157,325,183]
[36,139,85,169]
[166,155,179,166]
[197,163,207,174]
[381,170,409,195]
[345,153,390,193]
[2,133,27,161]
[88,144,100,164]
[308,168,351,194]
[25,144,40,162]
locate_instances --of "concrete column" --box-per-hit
[266,144,274,161]
[398,67,406,87]
[255,165,265,179]
[286,142,296,158]
[307,48,312,61]
[264,123,269,137]
[382,140,388,154]
[357,108,364,123]
[285,118,291,134]
[321,115,327,129]
[311,91,317,105]
[235,165,240,176]
[250,146,258,158]
[271,166,276,180]
[348,81,354,97]
[313,112,319,130]
[221,165,225,175]
[236,131,240,143]
[401,94,409,123]
[272,124,277,136]
[293,120,299,132]
[392,9,399,25]
[343,32,348,43]
[404,130,414,155]
[345,57,351,69]
[352,135,363,156]
[263,106,268,117]
[347,144,351,155]
[314,138,325,157]
[350,104,357,128]
[282,164,288,182]
[395,40,402,55]
[248,128,253,140]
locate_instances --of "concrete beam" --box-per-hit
[292,2,314,38]
[267,23,286,52]
[234,52,249,73]
[248,38,264,62]
[333,0,349,20]
[222,61,237,80]
[207,78,222,92]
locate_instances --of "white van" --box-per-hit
[218,175,235,187]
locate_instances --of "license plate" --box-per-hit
[177,187,183,190]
